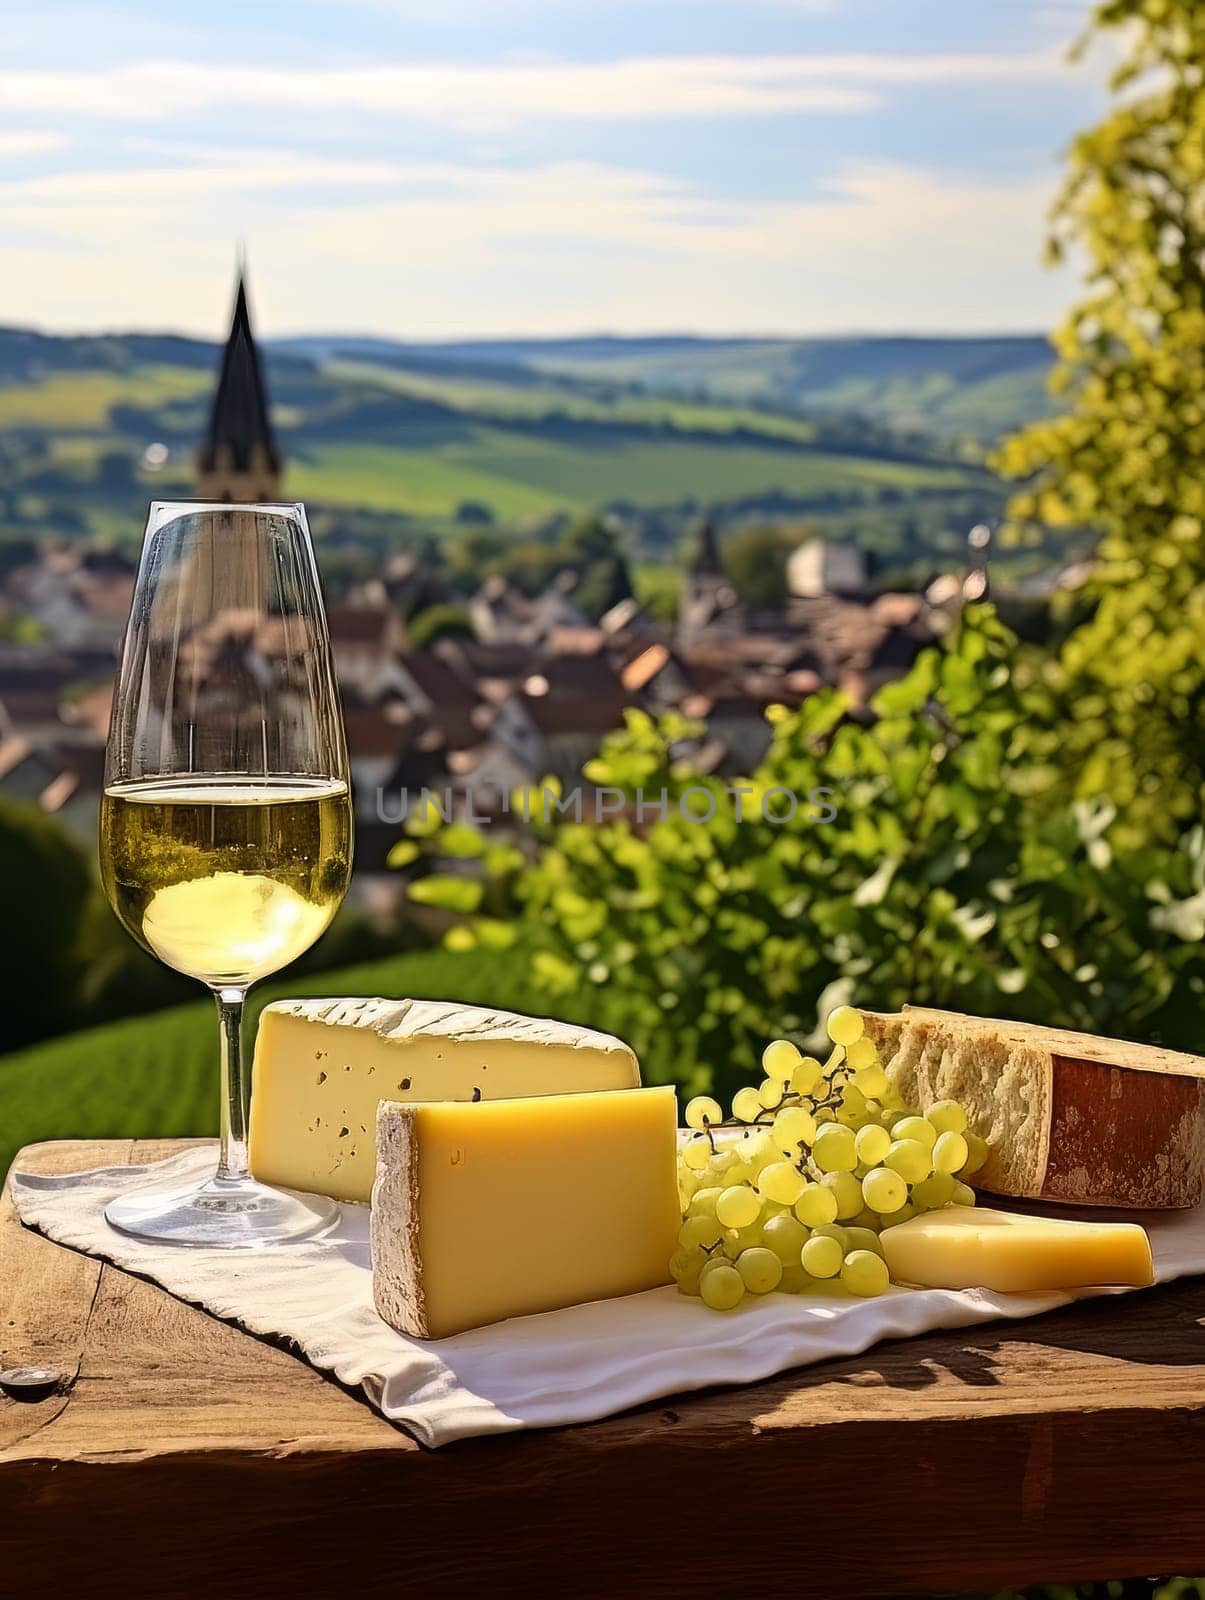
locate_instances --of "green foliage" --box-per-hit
[993,0,1205,839]
[634,563,680,623]
[420,608,1204,1099]
[574,552,634,620]
[0,799,93,1049]
[406,602,474,650]
[0,612,48,643]
[722,524,799,609]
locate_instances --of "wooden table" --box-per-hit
[4,1140,1205,1600]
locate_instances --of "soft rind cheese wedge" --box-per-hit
[372,1086,680,1339]
[249,997,640,1204]
[881,1205,1155,1293]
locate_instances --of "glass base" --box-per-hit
[105,1173,339,1249]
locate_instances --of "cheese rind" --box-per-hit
[880,1205,1155,1293]
[372,1086,680,1338]
[248,997,640,1203]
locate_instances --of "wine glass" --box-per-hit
[99,502,353,1247]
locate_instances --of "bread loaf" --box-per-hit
[861,1006,1205,1210]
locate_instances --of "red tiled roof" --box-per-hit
[621,644,670,692]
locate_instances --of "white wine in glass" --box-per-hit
[99,502,353,1247]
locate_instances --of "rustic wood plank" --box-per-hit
[3,1139,1205,1600]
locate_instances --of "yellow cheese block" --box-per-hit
[249,997,640,1204]
[371,1086,680,1338]
[881,1205,1155,1292]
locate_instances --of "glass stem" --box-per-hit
[214,986,250,1183]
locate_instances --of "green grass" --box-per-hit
[289,427,977,520]
[0,940,635,1178]
[287,439,570,520]
[0,365,209,429]
[326,357,820,444]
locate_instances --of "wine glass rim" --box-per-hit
[149,499,307,516]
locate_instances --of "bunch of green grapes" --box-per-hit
[673,1005,988,1311]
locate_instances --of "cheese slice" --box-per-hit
[372,1086,680,1338]
[881,1206,1155,1293]
[249,997,640,1203]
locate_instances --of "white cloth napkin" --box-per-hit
[11,1144,1205,1448]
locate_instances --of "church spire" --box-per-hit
[197,268,282,502]
[688,515,725,578]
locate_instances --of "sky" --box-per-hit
[0,0,1112,341]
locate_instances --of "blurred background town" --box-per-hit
[0,277,1052,900]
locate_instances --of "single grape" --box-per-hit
[844,1036,878,1071]
[850,1207,884,1233]
[884,1139,932,1184]
[699,1262,746,1310]
[724,1222,764,1257]
[763,1213,809,1262]
[715,1184,761,1229]
[835,1085,867,1128]
[688,1185,723,1218]
[813,1123,858,1173]
[854,1124,891,1166]
[794,1182,840,1227]
[669,1247,698,1279]
[853,1063,890,1099]
[679,1214,724,1250]
[731,1086,763,1123]
[790,1056,823,1095]
[927,1099,968,1135]
[778,1264,811,1296]
[843,1225,884,1257]
[685,1095,724,1131]
[819,1170,865,1219]
[961,1132,989,1175]
[762,1038,801,1083]
[933,1131,970,1174]
[910,1171,955,1210]
[737,1246,784,1295]
[841,1249,890,1297]
[740,1131,776,1172]
[757,1077,783,1110]
[670,1247,704,1290]
[757,1160,806,1206]
[682,1137,712,1172]
[893,1115,937,1150]
[862,1167,908,1215]
[826,1005,864,1046]
[951,1180,976,1206]
[801,1234,843,1278]
[774,1105,817,1149]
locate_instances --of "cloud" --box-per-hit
[0,130,67,157]
[0,48,1072,128]
[2,154,401,205]
[0,152,1071,337]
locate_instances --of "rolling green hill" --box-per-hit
[0,940,641,1178]
[282,333,1055,440]
[0,325,1046,582]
